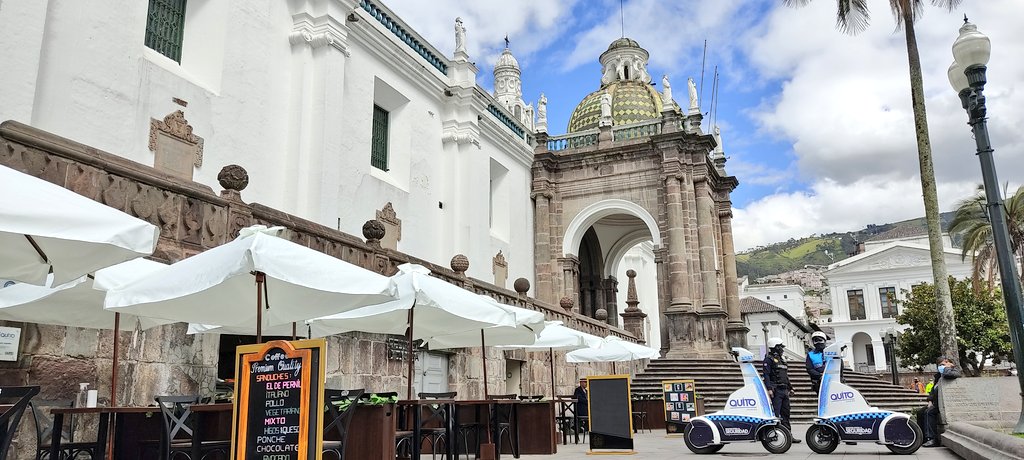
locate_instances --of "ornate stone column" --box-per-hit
[693,176,721,311]
[602,276,620,327]
[663,174,692,311]
[653,247,670,355]
[720,207,747,347]
[620,270,648,342]
[558,256,580,309]
[532,191,554,302]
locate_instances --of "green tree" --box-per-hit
[896,278,1011,376]
[784,0,963,367]
[949,185,1024,288]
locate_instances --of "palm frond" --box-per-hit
[782,0,813,6]
[837,0,871,35]
[929,0,963,11]
[888,0,926,30]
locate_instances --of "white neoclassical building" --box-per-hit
[824,235,972,372]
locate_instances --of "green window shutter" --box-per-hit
[145,0,187,63]
[370,105,389,171]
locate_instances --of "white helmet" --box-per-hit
[811,331,828,341]
[767,337,784,349]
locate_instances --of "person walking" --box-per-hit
[923,357,961,447]
[909,377,926,394]
[764,337,800,442]
[805,331,828,396]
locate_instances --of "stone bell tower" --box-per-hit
[531,38,746,359]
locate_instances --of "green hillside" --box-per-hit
[736,212,954,279]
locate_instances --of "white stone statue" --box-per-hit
[600,93,613,126]
[661,75,672,108]
[687,77,699,113]
[454,17,466,54]
[601,64,615,86]
[537,93,547,123]
[616,58,627,81]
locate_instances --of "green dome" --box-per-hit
[566,80,664,133]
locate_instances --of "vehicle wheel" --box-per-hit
[760,425,792,454]
[806,424,840,454]
[684,421,724,454]
[886,419,924,455]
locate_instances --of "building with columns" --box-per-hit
[532,38,744,359]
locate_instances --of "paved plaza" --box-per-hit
[528,425,959,459]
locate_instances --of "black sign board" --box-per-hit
[587,375,634,452]
[661,379,697,434]
[230,339,326,460]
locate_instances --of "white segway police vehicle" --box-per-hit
[684,347,793,454]
[806,343,923,454]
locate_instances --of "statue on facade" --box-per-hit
[616,58,627,81]
[688,77,699,113]
[454,17,467,54]
[661,75,672,108]
[537,93,547,125]
[600,93,613,126]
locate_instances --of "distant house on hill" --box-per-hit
[863,224,955,253]
[740,296,811,362]
[824,241,971,373]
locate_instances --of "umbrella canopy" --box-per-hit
[496,321,603,351]
[565,335,659,363]
[0,258,168,330]
[308,264,519,338]
[104,226,398,332]
[0,165,160,286]
[423,299,546,350]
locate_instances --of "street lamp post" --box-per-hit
[949,18,1024,434]
[881,328,901,386]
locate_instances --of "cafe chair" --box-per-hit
[30,400,102,459]
[554,395,580,445]
[155,395,230,460]
[415,392,455,459]
[0,386,40,460]
[322,388,365,460]
[487,395,519,459]
[631,411,650,433]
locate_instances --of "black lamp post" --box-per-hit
[949,18,1024,434]
[881,328,901,386]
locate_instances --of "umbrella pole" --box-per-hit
[255,272,265,343]
[291,322,297,341]
[549,347,556,400]
[612,361,617,375]
[406,302,416,400]
[111,312,120,407]
[480,330,488,399]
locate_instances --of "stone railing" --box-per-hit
[0,120,633,342]
[546,129,599,151]
[612,119,662,141]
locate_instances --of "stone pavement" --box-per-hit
[521,425,961,459]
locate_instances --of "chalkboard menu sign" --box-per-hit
[586,375,634,452]
[230,339,326,460]
[662,379,697,434]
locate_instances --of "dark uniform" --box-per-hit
[763,351,793,431]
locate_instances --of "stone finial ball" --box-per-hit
[595,308,608,320]
[362,219,386,241]
[626,269,637,278]
[559,296,574,311]
[451,254,470,273]
[217,164,249,191]
[513,277,531,294]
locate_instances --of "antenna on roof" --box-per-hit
[699,40,707,111]
[619,0,625,37]
[711,65,719,128]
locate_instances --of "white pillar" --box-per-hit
[871,339,887,372]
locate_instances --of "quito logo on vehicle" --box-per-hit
[727,398,757,408]
[830,391,855,401]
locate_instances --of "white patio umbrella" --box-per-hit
[0,257,168,406]
[0,164,159,286]
[495,321,603,398]
[566,335,659,374]
[104,226,398,342]
[307,264,520,399]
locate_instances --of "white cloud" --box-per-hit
[732,0,1024,249]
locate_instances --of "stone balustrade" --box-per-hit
[545,130,599,151]
[612,119,662,141]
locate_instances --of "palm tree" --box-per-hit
[783,0,963,366]
[950,185,1024,289]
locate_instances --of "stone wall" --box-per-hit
[0,120,633,452]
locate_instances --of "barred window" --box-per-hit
[847,289,866,320]
[370,105,389,171]
[879,287,898,319]
[145,0,187,63]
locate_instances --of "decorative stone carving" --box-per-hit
[362,219,385,248]
[595,308,608,320]
[513,277,530,296]
[376,202,402,250]
[865,254,930,270]
[661,75,673,110]
[218,165,248,191]
[492,251,508,288]
[148,110,203,180]
[536,93,548,133]
[599,93,613,127]
[451,254,470,276]
[454,17,467,54]
[687,77,699,114]
[289,13,350,55]
[441,128,480,147]
[559,296,574,312]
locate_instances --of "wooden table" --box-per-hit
[511,401,556,454]
[337,403,397,458]
[50,403,233,460]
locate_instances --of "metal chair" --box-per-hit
[416,392,455,459]
[487,395,519,459]
[154,395,229,460]
[322,389,364,460]
[30,399,102,459]
[0,386,40,460]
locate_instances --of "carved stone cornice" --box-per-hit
[441,128,481,148]
[530,191,553,200]
[290,12,350,56]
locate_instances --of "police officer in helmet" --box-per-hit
[764,337,800,442]
[806,331,829,395]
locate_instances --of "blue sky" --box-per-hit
[387,0,1024,250]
